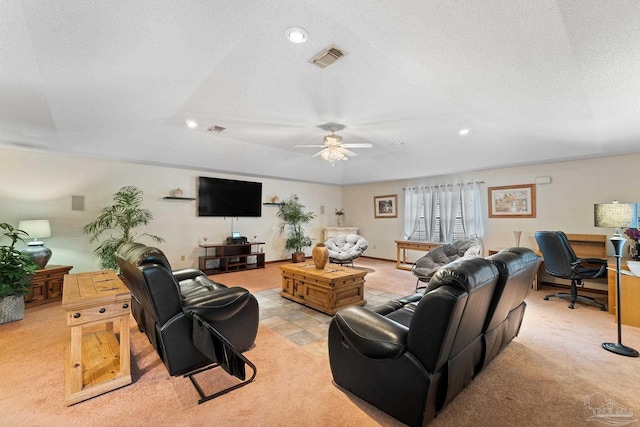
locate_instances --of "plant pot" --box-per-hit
[291,252,306,263]
[0,295,25,324]
[312,243,329,269]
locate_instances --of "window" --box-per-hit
[413,201,465,242]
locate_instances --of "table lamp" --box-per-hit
[18,219,52,269]
[594,201,639,357]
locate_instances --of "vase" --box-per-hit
[170,188,183,197]
[312,243,329,269]
[337,215,344,227]
[514,231,522,247]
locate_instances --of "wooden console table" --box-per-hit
[198,242,265,275]
[279,263,366,315]
[395,240,442,270]
[25,265,73,307]
[62,270,132,406]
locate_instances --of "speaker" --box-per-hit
[71,195,85,211]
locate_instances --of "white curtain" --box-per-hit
[437,185,460,242]
[460,182,484,238]
[403,182,484,242]
[423,187,438,242]
[402,187,422,240]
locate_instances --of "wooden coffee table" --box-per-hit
[279,263,366,315]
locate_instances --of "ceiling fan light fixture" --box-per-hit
[285,27,308,43]
[320,148,345,165]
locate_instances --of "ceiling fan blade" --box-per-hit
[341,143,373,148]
[312,148,329,157]
[294,144,326,148]
[337,147,357,157]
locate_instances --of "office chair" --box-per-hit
[534,231,607,310]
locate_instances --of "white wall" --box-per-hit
[0,147,342,273]
[342,153,640,262]
[3,146,639,275]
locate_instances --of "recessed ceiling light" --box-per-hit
[185,119,198,129]
[285,27,308,43]
[393,141,405,146]
[459,128,470,136]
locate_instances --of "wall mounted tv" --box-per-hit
[197,177,262,217]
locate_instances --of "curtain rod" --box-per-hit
[403,181,484,190]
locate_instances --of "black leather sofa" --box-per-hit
[328,248,540,427]
[115,242,259,378]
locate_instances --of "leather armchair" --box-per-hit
[116,242,259,377]
[328,256,499,427]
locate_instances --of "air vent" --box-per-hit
[207,125,226,133]
[310,45,346,69]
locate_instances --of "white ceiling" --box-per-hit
[2,1,640,186]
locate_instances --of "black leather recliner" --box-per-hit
[480,247,541,371]
[328,256,499,427]
[328,248,540,427]
[115,242,259,378]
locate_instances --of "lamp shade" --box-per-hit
[18,220,52,240]
[594,203,638,229]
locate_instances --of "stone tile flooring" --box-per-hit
[254,287,402,357]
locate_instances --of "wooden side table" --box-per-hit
[25,265,73,307]
[62,270,132,406]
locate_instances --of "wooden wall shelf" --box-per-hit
[263,202,283,206]
[163,196,195,200]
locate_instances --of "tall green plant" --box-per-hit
[0,223,38,297]
[277,195,315,254]
[83,186,164,271]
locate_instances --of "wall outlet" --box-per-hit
[373,244,376,249]
[181,255,185,261]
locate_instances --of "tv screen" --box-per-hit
[198,177,262,217]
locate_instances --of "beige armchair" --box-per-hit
[411,238,483,291]
[324,234,369,267]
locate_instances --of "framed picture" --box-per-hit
[374,194,398,218]
[488,184,536,218]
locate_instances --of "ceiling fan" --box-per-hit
[294,125,373,164]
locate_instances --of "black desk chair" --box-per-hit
[534,231,607,310]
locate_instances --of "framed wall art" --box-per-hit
[374,194,398,218]
[488,184,536,218]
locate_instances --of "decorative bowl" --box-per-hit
[626,260,640,277]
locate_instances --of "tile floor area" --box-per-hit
[254,287,402,357]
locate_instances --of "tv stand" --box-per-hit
[198,242,265,275]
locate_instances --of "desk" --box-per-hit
[62,270,132,405]
[607,259,640,327]
[489,233,608,291]
[395,240,442,270]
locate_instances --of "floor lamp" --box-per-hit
[594,201,639,357]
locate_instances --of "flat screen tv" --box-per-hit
[197,177,262,217]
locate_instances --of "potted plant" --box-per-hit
[83,185,164,272]
[277,195,315,262]
[0,223,38,324]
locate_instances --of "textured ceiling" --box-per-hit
[2,1,640,185]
